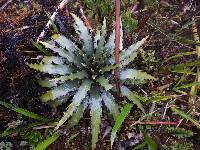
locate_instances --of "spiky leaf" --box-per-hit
[71,14,93,54]
[146,96,168,103]
[55,80,92,130]
[52,34,78,53]
[28,64,73,75]
[120,69,155,83]
[38,71,88,88]
[105,31,115,53]
[32,41,52,56]
[120,36,148,61]
[102,92,119,119]
[41,56,65,65]
[98,18,107,48]
[90,92,102,150]
[121,51,138,67]
[105,22,123,55]
[40,41,72,58]
[97,76,113,91]
[40,41,80,65]
[94,30,101,49]
[101,64,116,73]
[68,103,86,128]
[41,81,79,102]
[171,107,200,128]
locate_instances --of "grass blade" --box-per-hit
[171,107,200,128]
[132,142,146,150]
[175,82,200,89]
[174,59,200,68]
[0,101,47,121]
[35,133,59,150]
[111,103,133,147]
[164,51,197,62]
[143,132,158,150]
[146,96,169,103]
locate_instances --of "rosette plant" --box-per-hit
[29,14,155,149]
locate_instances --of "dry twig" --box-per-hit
[37,0,93,41]
[37,0,69,42]
[0,0,12,10]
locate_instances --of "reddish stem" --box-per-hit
[138,121,180,125]
[114,0,121,97]
[135,13,152,33]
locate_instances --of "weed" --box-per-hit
[29,13,154,149]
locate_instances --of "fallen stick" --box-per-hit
[37,0,69,42]
[37,0,93,41]
[0,0,12,10]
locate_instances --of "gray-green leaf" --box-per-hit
[120,36,148,61]
[97,76,113,91]
[52,34,78,53]
[120,69,155,82]
[41,81,79,102]
[54,80,92,130]
[102,92,119,119]
[41,56,65,65]
[38,71,88,88]
[40,41,79,65]
[28,64,73,75]
[71,13,93,55]
[90,92,102,150]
